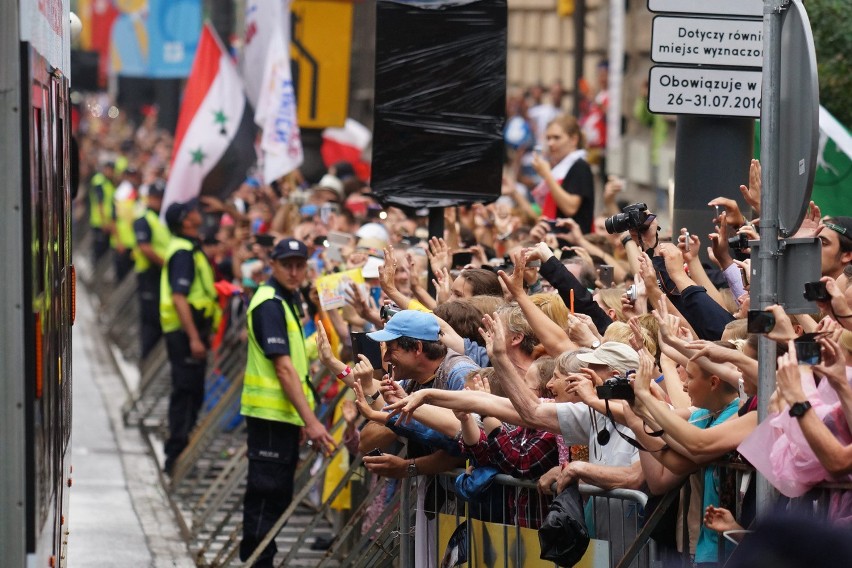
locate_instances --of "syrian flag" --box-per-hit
[254,2,304,184]
[163,24,258,214]
[321,118,372,181]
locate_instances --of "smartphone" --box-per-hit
[255,234,275,248]
[599,265,614,287]
[451,251,473,268]
[794,333,823,365]
[714,205,723,219]
[561,247,578,259]
[803,281,829,302]
[740,266,749,287]
[546,219,560,232]
[325,245,344,264]
[351,331,384,368]
[327,231,353,246]
[366,448,383,457]
[747,310,776,334]
[683,231,690,252]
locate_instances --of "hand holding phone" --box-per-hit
[366,448,383,457]
[803,281,829,302]
[599,265,614,287]
[747,310,775,334]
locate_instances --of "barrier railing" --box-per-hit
[397,469,659,568]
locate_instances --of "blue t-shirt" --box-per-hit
[693,398,741,564]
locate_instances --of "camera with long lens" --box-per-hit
[605,203,655,235]
[380,304,401,321]
[596,376,634,403]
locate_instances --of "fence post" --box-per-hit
[399,478,413,568]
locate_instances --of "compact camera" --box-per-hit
[605,203,656,235]
[728,233,750,251]
[596,376,634,403]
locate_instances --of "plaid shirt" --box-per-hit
[462,425,559,528]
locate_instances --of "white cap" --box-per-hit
[356,222,390,244]
[317,174,344,198]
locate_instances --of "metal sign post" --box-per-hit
[755,0,786,517]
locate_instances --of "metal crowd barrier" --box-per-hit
[397,469,663,568]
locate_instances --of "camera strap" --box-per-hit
[602,400,665,453]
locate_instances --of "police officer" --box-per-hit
[239,238,335,567]
[160,199,221,475]
[88,160,116,264]
[132,180,170,359]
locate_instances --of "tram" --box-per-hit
[0,1,76,566]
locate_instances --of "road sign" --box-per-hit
[648,66,762,118]
[777,0,820,236]
[290,0,353,129]
[648,0,762,17]
[651,17,763,68]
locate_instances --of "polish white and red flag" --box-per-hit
[163,24,257,214]
[321,118,372,182]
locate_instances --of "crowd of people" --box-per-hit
[76,92,852,568]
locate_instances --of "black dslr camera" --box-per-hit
[380,304,401,321]
[728,233,750,251]
[605,203,656,235]
[596,376,634,403]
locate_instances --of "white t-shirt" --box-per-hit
[555,402,639,467]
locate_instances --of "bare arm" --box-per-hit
[137,242,164,266]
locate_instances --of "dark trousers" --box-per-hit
[115,248,134,282]
[137,269,162,360]
[163,329,208,473]
[240,417,300,567]
[91,228,110,263]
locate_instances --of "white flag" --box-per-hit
[255,8,304,184]
[242,0,285,108]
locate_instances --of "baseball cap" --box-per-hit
[825,216,852,238]
[147,179,166,198]
[576,342,639,373]
[164,198,199,231]
[271,238,308,261]
[366,310,441,342]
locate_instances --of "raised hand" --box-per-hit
[677,227,700,264]
[739,159,761,213]
[813,335,848,392]
[766,304,796,343]
[379,246,398,292]
[353,354,375,388]
[634,348,656,396]
[704,505,741,534]
[432,267,453,304]
[708,197,746,228]
[427,236,451,275]
[480,312,508,359]
[793,201,824,239]
[775,342,806,406]
[497,249,527,298]
[379,375,407,405]
[353,381,389,424]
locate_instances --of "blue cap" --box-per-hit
[164,198,199,231]
[271,238,308,261]
[366,310,441,342]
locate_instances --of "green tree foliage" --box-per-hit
[808,0,851,126]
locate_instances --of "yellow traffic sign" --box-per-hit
[291,0,353,129]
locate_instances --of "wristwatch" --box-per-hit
[365,390,381,404]
[406,458,418,478]
[788,401,812,418]
[590,340,601,349]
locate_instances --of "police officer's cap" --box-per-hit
[271,238,308,261]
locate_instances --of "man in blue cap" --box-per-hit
[359,310,478,478]
[239,237,335,567]
[160,198,220,475]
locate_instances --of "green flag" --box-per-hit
[813,106,852,217]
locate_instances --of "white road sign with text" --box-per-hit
[652,17,763,67]
[648,66,762,118]
[648,0,762,17]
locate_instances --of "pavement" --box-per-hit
[67,279,194,567]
